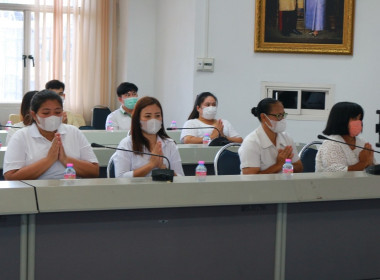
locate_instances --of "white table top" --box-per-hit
[22,171,379,213]
[0,180,38,215]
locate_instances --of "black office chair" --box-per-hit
[213,143,241,175]
[298,141,322,173]
[91,106,111,130]
[107,153,117,178]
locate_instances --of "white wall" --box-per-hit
[120,0,380,159]
[154,0,196,126]
[116,0,157,109]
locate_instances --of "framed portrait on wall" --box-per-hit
[254,0,355,54]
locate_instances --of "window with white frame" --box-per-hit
[261,82,334,121]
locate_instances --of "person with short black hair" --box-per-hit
[180,92,242,144]
[114,96,184,178]
[105,82,139,131]
[316,102,375,172]
[45,79,86,127]
[3,90,99,180]
[239,98,303,174]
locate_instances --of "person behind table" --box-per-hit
[6,90,38,145]
[114,96,184,178]
[105,82,139,131]
[45,79,86,127]
[239,98,303,174]
[315,102,374,172]
[3,90,99,180]
[180,92,243,144]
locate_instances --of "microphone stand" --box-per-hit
[317,134,380,175]
[91,143,174,182]
[167,127,230,146]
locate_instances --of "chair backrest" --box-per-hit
[91,106,111,130]
[9,114,21,124]
[214,143,241,175]
[107,153,117,178]
[298,141,322,173]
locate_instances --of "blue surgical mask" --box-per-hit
[124,97,138,110]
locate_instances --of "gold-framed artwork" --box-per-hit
[254,0,355,55]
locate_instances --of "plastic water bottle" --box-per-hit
[195,161,207,181]
[170,121,177,130]
[64,163,76,179]
[106,120,114,132]
[282,158,294,179]
[202,133,211,145]
[5,121,12,131]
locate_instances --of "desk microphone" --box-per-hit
[91,143,174,182]
[167,126,230,146]
[317,134,380,175]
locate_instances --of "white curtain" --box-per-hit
[33,0,118,123]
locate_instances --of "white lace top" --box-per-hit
[315,135,366,172]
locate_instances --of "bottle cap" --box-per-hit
[67,163,74,167]
[198,161,205,164]
[285,159,291,162]
[204,133,209,136]
[171,121,176,123]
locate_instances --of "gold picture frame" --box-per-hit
[254,0,355,54]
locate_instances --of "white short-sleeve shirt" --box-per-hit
[105,106,132,131]
[114,135,184,178]
[238,125,300,173]
[315,135,367,172]
[3,123,98,179]
[180,119,240,143]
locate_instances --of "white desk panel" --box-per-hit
[25,171,379,213]
[0,129,181,147]
[0,180,38,215]
[0,131,6,146]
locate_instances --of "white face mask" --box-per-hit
[36,115,62,132]
[202,106,217,120]
[140,119,162,135]
[264,114,286,133]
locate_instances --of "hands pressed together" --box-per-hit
[359,142,374,167]
[276,145,294,166]
[47,133,69,166]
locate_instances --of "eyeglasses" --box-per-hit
[267,112,288,120]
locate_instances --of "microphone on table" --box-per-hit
[91,143,174,182]
[317,134,380,175]
[167,126,230,146]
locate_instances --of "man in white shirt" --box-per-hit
[105,82,139,131]
[45,80,86,128]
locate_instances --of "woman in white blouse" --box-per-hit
[180,92,243,144]
[316,102,374,172]
[3,90,99,180]
[114,96,184,178]
[239,98,303,174]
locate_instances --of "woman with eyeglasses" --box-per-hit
[238,98,303,174]
[180,92,243,144]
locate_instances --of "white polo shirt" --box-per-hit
[105,106,132,131]
[238,125,299,173]
[3,123,98,179]
[180,119,240,143]
[114,135,184,178]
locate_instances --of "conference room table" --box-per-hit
[1,171,380,280]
